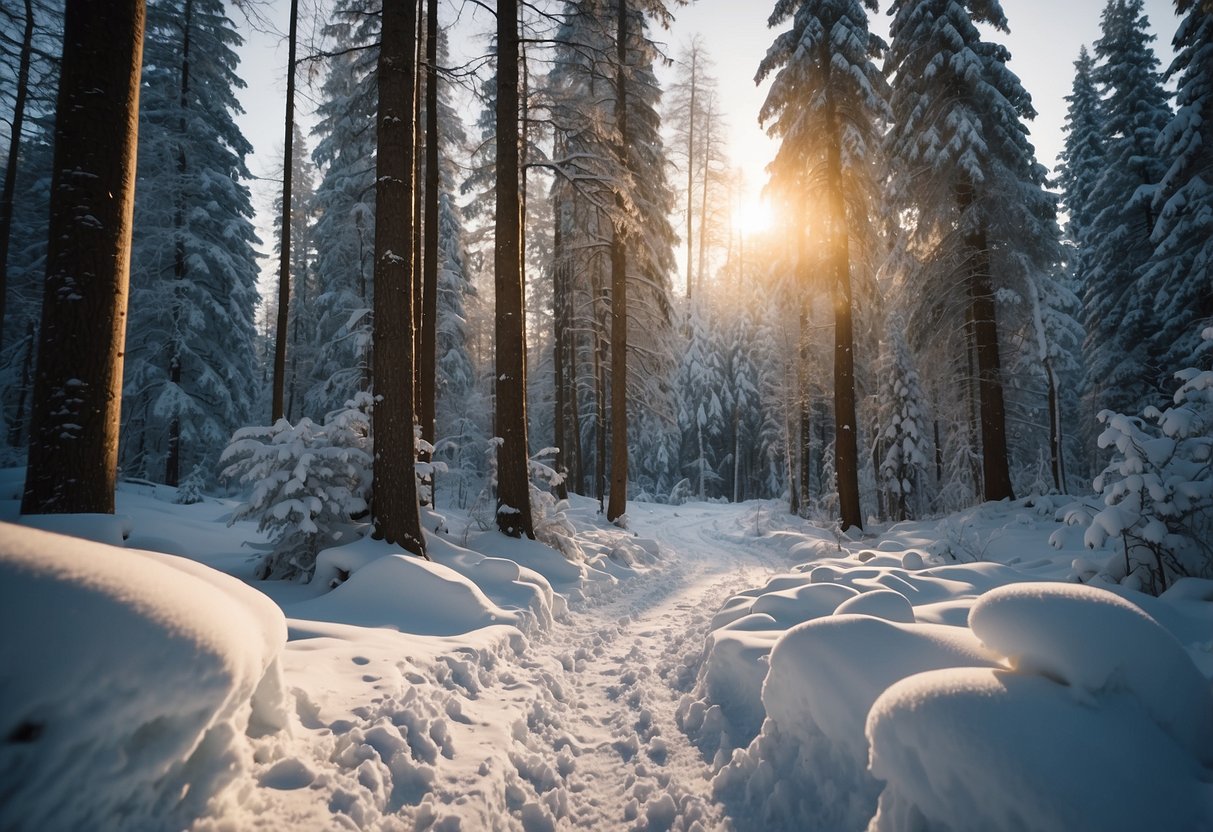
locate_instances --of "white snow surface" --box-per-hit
[2,478,1212,831]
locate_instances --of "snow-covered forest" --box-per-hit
[0,0,1211,829]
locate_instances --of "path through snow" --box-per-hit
[398,503,782,830]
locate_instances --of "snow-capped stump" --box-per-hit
[969,582,1213,765]
[288,554,523,637]
[0,523,288,831]
[866,667,1211,832]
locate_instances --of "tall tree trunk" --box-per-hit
[412,0,425,412]
[696,96,712,299]
[551,187,569,501]
[606,0,630,523]
[21,0,144,515]
[959,178,1014,502]
[1046,358,1065,492]
[371,0,426,556]
[418,0,439,506]
[0,0,34,351]
[595,262,607,511]
[685,48,695,300]
[494,0,534,537]
[7,320,34,447]
[165,0,194,489]
[270,0,299,422]
[825,104,862,532]
[568,316,585,494]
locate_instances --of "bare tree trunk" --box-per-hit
[605,0,630,523]
[371,0,426,556]
[494,0,534,537]
[21,0,144,515]
[1046,358,1065,492]
[0,0,35,351]
[595,261,607,511]
[696,96,712,299]
[685,48,695,300]
[270,0,299,422]
[551,185,569,501]
[568,312,585,495]
[959,178,1014,502]
[419,0,439,506]
[825,103,862,532]
[7,320,34,447]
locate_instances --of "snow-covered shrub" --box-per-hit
[529,448,583,562]
[1080,340,1213,593]
[220,394,372,581]
[174,463,207,505]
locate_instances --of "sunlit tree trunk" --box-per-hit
[371,0,426,556]
[606,0,630,523]
[22,0,145,515]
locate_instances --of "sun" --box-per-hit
[736,197,775,236]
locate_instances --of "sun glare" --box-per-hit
[736,198,775,236]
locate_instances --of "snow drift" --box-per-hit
[0,522,289,831]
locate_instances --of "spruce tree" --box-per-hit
[1057,46,1106,296]
[1145,0,1212,373]
[1083,0,1171,416]
[122,0,260,486]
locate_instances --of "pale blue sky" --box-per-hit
[234,0,1182,246]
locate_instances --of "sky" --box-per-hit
[233,0,1183,259]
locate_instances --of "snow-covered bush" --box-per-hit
[220,394,372,581]
[1079,337,1213,593]
[174,463,207,505]
[529,448,584,562]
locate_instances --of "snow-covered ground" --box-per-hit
[1,475,1211,830]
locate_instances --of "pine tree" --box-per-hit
[21,0,144,514]
[1144,0,1212,374]
[122,0,261,486]
[760,0,890,529]
[1083,0,1172,417]
[876,321,928,521]
[887,0,1056,504]
[305,3,378,416]
[1057,47,1106,288]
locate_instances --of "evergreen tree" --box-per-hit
[1144,0,1212,374]
[876,321,928,521]
[122,0,261,486]
[1083,0,1172,416]
[887,0,1057,504]
[760,0,890,529]
[1057,47,1106,287]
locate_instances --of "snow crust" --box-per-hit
[0,522,288,830]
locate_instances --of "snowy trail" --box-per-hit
[401,503,782,831]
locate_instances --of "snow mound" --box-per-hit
[289,553,523,637]
[969,582,1213,764]
[762,615,996,760]
[867,667,1213,832]
[833,588,915,622]
[0,522,288,831]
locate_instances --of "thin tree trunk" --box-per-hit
[595,262,607,511]
[568,316,585,494]
[1046,358,1064,492]
[7,320,34,447]
[825,103,862,532]
[165,0,194,489]
[419,0,439,506]
[0,0,34,351]
[696,96,712,299]
[494,0,534,537]
[685,48,695,300]
[371,0,426,556]
[270,0,299,422]
[412,0,425,402]
[605,0,630,523]
[552,186,569,501]
[21,0,144,515]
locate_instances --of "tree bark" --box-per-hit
[270,0,299,422]
[418,0,439,506]
[605,0,629,523]
[959,177,1015,502]
[824,102,862,532]
[696,96,712,299]
[494,0,534,537]
[412,0,425,410]
[0,0,35,351]
[685,47,695,300]
[551,185,569,501]
[21,0,144,515]
[371,0,426,556]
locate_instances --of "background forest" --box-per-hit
[1,0,1210,591]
